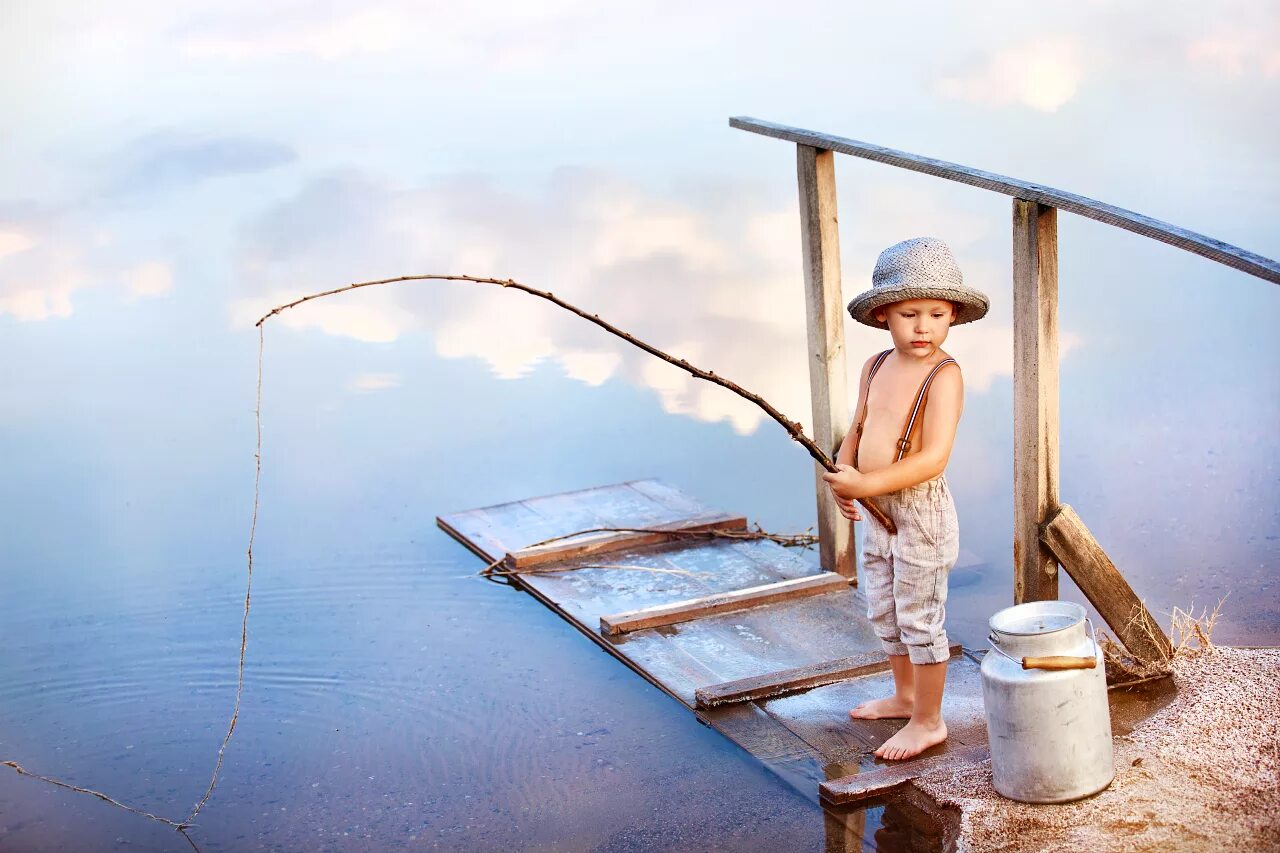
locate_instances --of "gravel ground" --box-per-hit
[914,646,1280,852]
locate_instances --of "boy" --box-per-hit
[822,236,989,761]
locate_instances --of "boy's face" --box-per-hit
[873,298,956,360]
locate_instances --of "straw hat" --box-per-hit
[846,237,989,329]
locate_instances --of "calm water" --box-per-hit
[4,3,1279,850]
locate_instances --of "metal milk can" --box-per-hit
[981,600,1114,803]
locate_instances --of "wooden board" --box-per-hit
[796,143,855,580]
[696,643,963,709]
[1041,504,1173,664]
[1012,198,1060,604]
[601,572,851,636]
[819,745,991,805]
[730,116,1280,286]
[758,653,988,774]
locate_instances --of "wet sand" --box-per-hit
[913,646,1280,852]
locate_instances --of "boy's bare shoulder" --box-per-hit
[928,357,964,400]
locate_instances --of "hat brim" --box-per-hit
[846,285,990,330]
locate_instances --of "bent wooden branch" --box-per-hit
[256,274,896,534]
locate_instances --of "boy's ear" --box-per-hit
[873,308,887,324]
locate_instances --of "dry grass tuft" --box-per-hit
[1100,598,1224,688]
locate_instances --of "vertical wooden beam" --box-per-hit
[796,145,854,579]
[1012,200,1060,602]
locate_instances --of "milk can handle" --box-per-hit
[987,617,1100,670]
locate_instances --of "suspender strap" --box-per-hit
[894,358,957,462]
[851,349,894,471]
[855,349,893,437]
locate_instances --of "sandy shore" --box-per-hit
[913,646,1280,852]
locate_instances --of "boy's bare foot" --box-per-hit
[874,718,948,761]
[848,695,914,720]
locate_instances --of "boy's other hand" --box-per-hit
[833,493,862,521]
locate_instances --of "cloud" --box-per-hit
[0,207,94,321]
[0,230,35,260]
[106,131,295,196]
[347,373,400,392]
[231,168,1036,436]
[124,260,173,298]
[173,1,600,67]
[935,40,1084,113]
[1187,33,1280,78]
[0,205,178,321]
[180,8,405,61]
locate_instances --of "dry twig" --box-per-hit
[485,563,708,578]
[475,523,818,578]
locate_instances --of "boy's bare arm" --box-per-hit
[825,364,964,499]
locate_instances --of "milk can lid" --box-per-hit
[988,600,1086,637]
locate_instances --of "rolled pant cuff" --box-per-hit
[907,642,952,665]
[879,638,909,657]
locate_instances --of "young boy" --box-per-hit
[822,236,989,761]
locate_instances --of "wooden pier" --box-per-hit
[439,478,1177,821]
[441,478,994,807]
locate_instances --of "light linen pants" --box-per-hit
[861,474,960,664]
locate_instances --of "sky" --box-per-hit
[3,0,1277,436]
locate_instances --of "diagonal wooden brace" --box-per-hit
[1040,504,1174,666]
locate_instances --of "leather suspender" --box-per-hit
[851,349,893,470]
[894,357,958,462]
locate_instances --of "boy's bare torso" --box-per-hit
[856,348,955,474]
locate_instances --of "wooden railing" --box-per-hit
[733,116,1278,662]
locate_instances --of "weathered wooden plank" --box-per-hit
[697,700,822,766]
[796,144,856,581]
[520,540,729,615]
[438,481,672,560]
[435,514,498,563]
[819,745,990,805]
[731,117,1280,286]
[603,627,729,708]
[658,588,882,685]
[1012,199,1060,604]
[757,653,987,773]
[695,643,963,709]
[1040,504,1174,664]
[522,536,795,620]
[507,511,747,569]
[601,572,850,636]
[493,551,702,709]
[624,480,709,518]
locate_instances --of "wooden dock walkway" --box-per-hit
[438,478,995,807]
[439,477,1170,825]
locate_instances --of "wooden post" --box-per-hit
[796,144,854,579]
[1012,199,1060,602]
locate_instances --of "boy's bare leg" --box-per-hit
[849,653,914,719]
[874,660,949,760]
